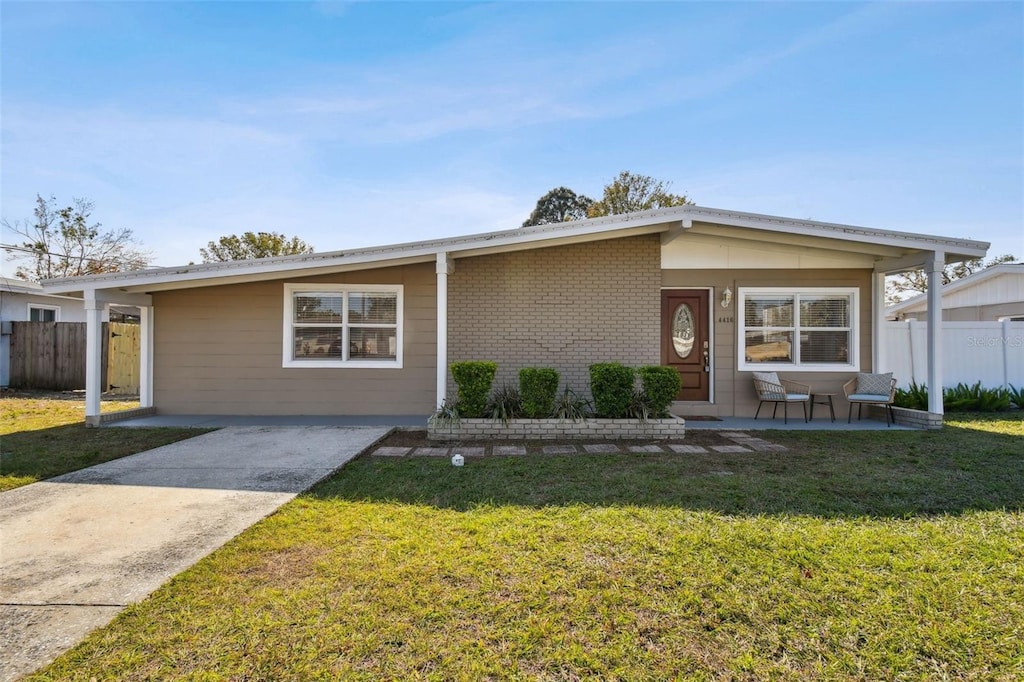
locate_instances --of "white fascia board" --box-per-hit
[41,210,688,294]
[689,206,990,257]
[39,203,991,295]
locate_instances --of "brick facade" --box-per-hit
[447,235,661,396]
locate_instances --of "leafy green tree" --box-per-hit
[587,170,692,217]
[886,253,1017,304]
[522,187,594,227]
[2,194,150,280]
[199,231,314,262]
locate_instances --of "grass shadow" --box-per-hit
[309,422,1024,518]
[0,422,206,491]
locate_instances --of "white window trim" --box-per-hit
[738,287,859,372]
[282,283,403,369]
[27,303,61,322]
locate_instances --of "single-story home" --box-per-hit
[887,263,1024,322]
[1,276,88,387]
[41,205,988,424]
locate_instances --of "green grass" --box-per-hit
[0,397,207,491]
[29,413,1024,680]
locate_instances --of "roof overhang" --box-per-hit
[41,204,990,300]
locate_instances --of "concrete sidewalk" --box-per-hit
[0,425,389,681]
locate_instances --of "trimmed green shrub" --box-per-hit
[638,365,682,418]
[589,362,636,418]
[519,367,560,418]
[450,361,497,418]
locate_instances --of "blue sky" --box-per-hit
[2,1,1022,270]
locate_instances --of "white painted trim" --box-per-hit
[872,272,886,372]
[282,283,404,369]
[926,252,944,413]
[737,287,860,372]
[139,306,154,408]
[84,295,104,419]
[436,252,451,409]
[27,303,61,322]
[43,204,989,295]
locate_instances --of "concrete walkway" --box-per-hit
[0,425,389,681]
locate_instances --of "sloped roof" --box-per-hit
[42,204,989,296]
[886,263,1024,316]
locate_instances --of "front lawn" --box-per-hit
[0,395,206,491]
[31,414,1024,680]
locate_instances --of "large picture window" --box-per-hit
[739,288,858,371]
[283,284,402,368]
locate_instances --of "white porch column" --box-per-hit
[436,252,453,409]
[872,271,887,373]
[139,305,154,408]
[84,291,105,425]
[925,251,944,414]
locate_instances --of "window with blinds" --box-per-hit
[740,288,857,371]
[283,284,403,368]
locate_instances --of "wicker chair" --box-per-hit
[843,373,897,427]
[752,371,810,424]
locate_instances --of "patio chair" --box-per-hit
[843,373,897,427]
[752,371,810,424]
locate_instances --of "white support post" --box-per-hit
[436,252,453,409]
[84,292,105,426]
[139,305,154,408]
[925,251,944,414]
[872,271,887,373]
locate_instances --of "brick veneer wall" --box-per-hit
[448,235,662,396]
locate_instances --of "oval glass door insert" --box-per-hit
[672,304,696,358]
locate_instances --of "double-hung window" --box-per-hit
[739,288,858,371]
[283,284,403,368]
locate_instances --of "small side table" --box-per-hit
[810,393,836,422]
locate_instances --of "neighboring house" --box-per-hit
[0,276,88,387]
[41,205,988,423]
[886,263,1024,322]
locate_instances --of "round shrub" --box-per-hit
[638,365,682,418]
[450,361,497,418]
[589,362,636,418]
[519,367,560,418]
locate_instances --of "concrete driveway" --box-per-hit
[0,425,389,681]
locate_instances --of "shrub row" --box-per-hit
[445,361,681,420]
[894,380,1024,412]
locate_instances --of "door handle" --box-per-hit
[703,340,710,373]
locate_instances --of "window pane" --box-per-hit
[744,331,793,363]
[293,328,342,359]
[350,327,397,360]
[294,294,343,323]
[745,296,793,327]
[800,296,850,328]
[800,331,850,363]
[348,293,397,324]
[671,303,695,358]
[30,308,56,322]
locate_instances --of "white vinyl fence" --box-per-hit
[882,320,1024,389]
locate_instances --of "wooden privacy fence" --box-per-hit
[882,320,1024,390]
[8,321,141,393]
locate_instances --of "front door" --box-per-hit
[661,289,710,401]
